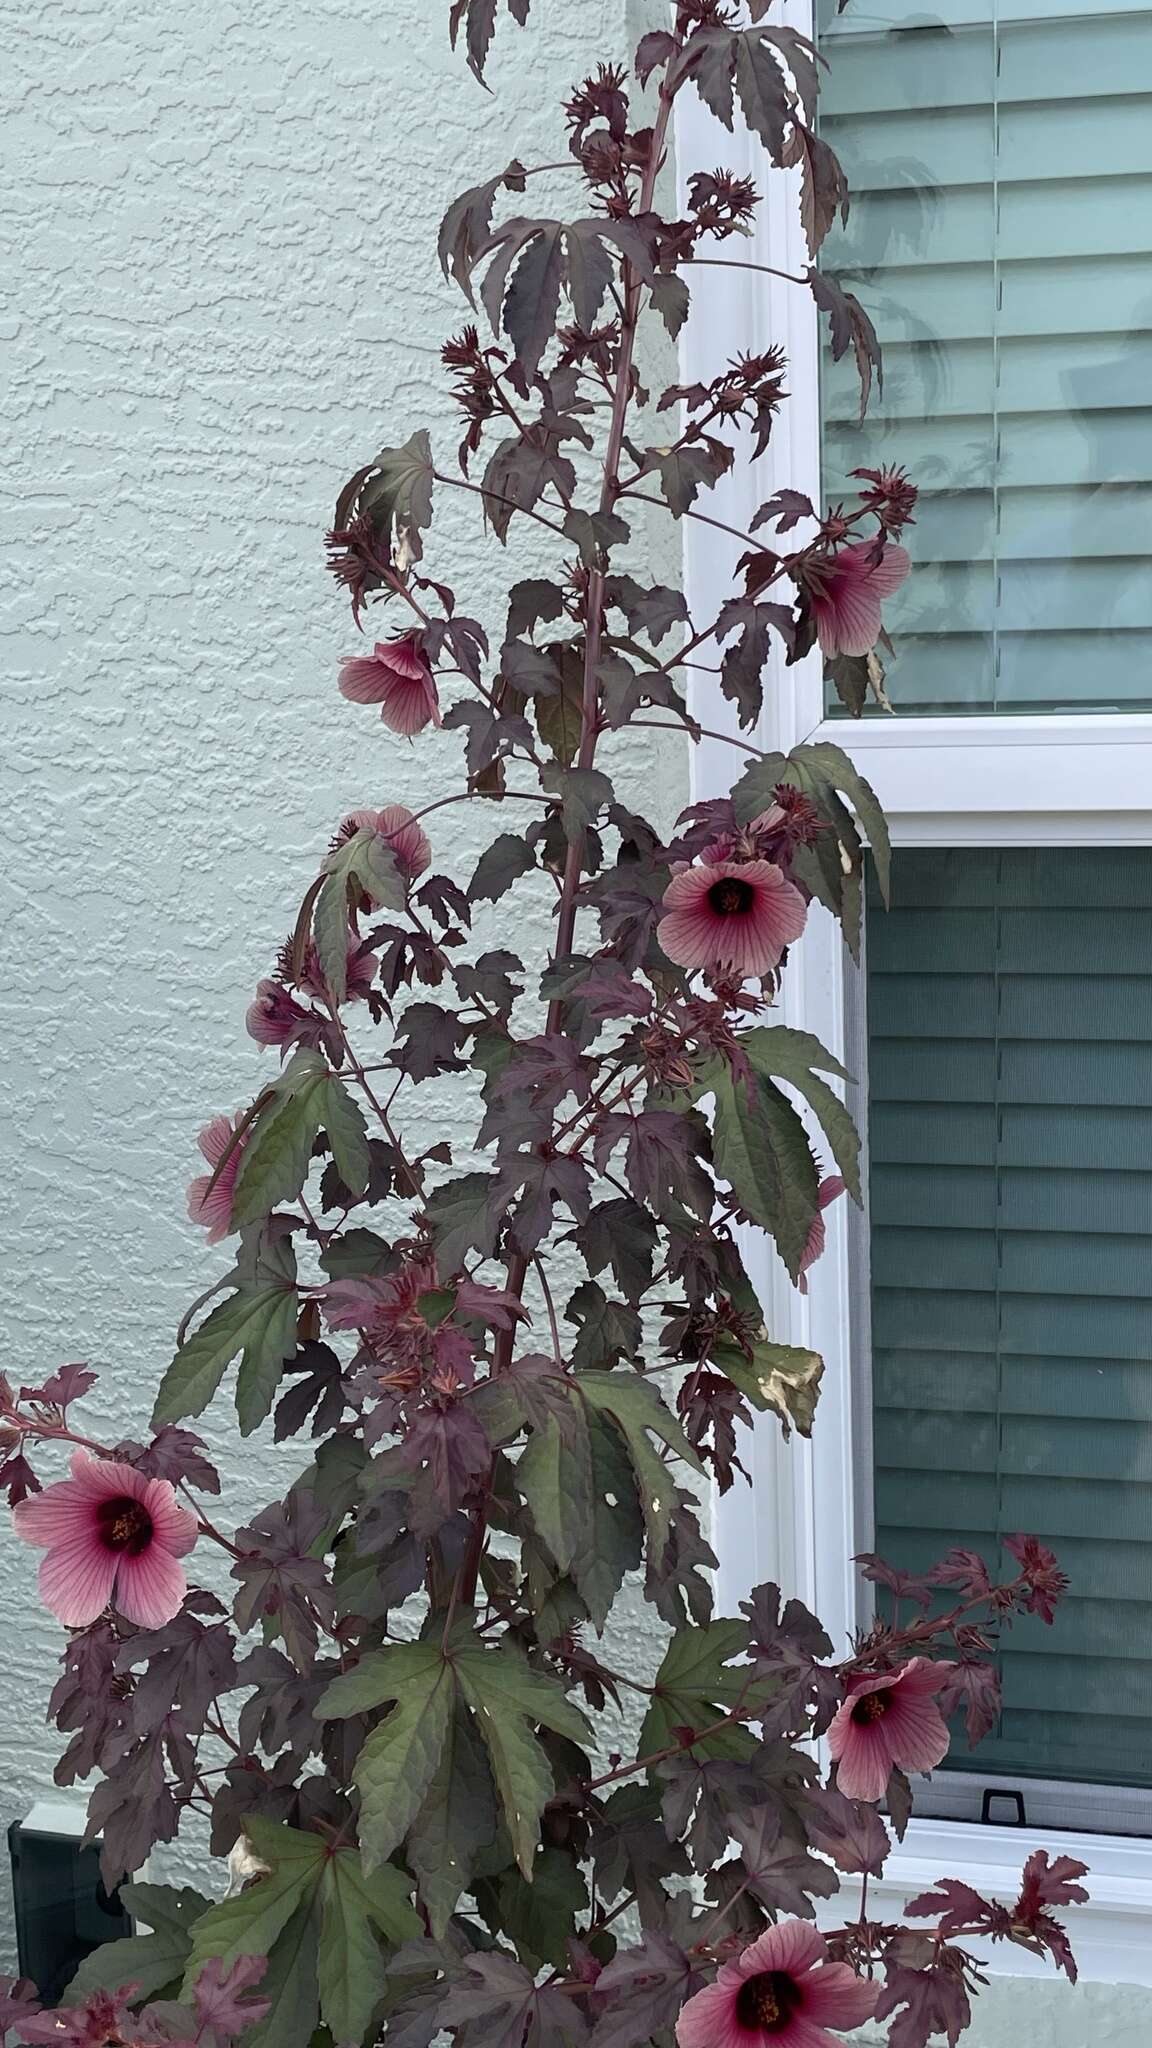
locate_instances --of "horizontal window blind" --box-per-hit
[867,849,1152,1791]
[818,3,1152,713]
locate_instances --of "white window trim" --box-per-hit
[677,1,1152,1984]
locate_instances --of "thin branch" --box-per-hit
[434,469,569,538]
[679,255,809,287]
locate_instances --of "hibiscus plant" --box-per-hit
[0,6,1087,2048]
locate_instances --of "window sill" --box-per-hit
[819,1817,1152,1989]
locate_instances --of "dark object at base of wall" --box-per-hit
[9,1807,131,2006]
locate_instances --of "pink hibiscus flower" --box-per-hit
[828,1656,955,1802]
[13,1449,198,1629]
[339,803,432,882]
[186,1114,248,1244]
[798,1176,847,1294]
[677,1920,877,2048]
[804,540,911,658]
[338,634,441,735]
[659,859,808,979]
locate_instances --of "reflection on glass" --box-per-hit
[867,848,1152,1794]
[818,3,1152,713]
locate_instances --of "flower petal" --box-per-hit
[39,1540,118,1629]
[802,1962,880,2031]
[675,1978,751,2048]
[114,1545,189,1629]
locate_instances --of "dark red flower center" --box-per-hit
[96,1497,153,1556]
[852,1687,893,1725]
[736,1970,802,2032]
[707,876,756,919]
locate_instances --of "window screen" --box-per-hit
[819,2,1152,714]
[867,848,1152,1793]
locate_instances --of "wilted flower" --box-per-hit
[338,634,441,735]
[676,1921,877,2048]
[659,859,807,978]
[245,979,322,1053]
[798,1175,847,1293]
[187,1114,247,1244]
[828,1656,955,1802]
[13,1449,198,1629]
[801,539,911,657]
[337,803,432,883]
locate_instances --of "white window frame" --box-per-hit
[677,0,1152,1983]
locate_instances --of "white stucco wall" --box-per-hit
[0,1,1138,2040]
[0,0,681,1951]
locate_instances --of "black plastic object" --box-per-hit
[8,1815,131,2005]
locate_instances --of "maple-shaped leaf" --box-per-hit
[804,1783,890,1876]
[425,1171,513,1273]
[702,1059,820,1282]
[752,488,814,534]
[876,1936,974,2048]
[809,266,882,418]
[935,1658,1002,1747]
[500,1151,592,1254]
[182,1815,419,2048]
[439,1951,588,2048]
[85,1727,182,1886]
[640,1619,754,1758]
[573,1199,660,1303]
[439,172,504,302]
[642,436,735,516]
[469,832,537,904]
[450,0,532,83]
[232,1491,334,1672]
[114,1426,221,1495]
[482,432,579,542]
[656,1749,812,1874]
[117,1608,238,1739]
[405,1402,492,1516]
[728,1805,840,1918]
[590,1932,706,2048]
[334,429,434,569]
[739,1022,860,1202]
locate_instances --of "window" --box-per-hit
[819,1,1152,716]
[867,848,1152,1833]
[677,0,1152,1983]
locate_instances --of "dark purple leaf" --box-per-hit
[642,436,735,516]
[469,833,537,904]
[500,1151,592,1254]
[876,1943,973,2048]
[752,489,814,534]
[809,267,882,418]
[804,1783,890,1875]
[590,1932,704,2048]
[440,1952,589,2048]
[392,1004,468,1084]
[405,1402,492,1514]
[635,29,678,84]
[231,1491,334,1672]
[118,1608,238,1739]
[113,1427,221,1496]
[728,1804,840,1917]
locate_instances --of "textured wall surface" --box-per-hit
[0,0,681,1956]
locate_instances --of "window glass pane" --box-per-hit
[867,848,1152,1790]
[818,4,1152,714]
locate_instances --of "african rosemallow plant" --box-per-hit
[0,5,1087,2047]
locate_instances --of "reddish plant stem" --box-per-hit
[456,65,685,1613]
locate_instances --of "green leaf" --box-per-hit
[481,1846,589,1969]
[183,1817,417,2048]
[320,1643,455,1869]
[320,1228,394,1280]
[241,1896,320,2048]
[729,751,790,827]
[740,1026,859,1202]
[407,1700,500,1936]
[542,764,614,841]
[713,1332,824,1438]
[183,1821,321,1981]
[349,830,405,909]
[575,1371,701,1560]
[454,1639,592,1878]
[318,1851,421,2045]
[517,1406,593,1574]
[313,870,351,1003]
[533,643,584,766]
[152,1285,298,1429]
[705,1064,820,1282]
[63,1885,210,2006]
[640,1619,755,1757]
[425,1171,511,1274]
[787,740,891,903]
[321,1077,371,1200]
[358,429,434,567]
[571,1411,644,1629]
[231,1056,330,1228]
